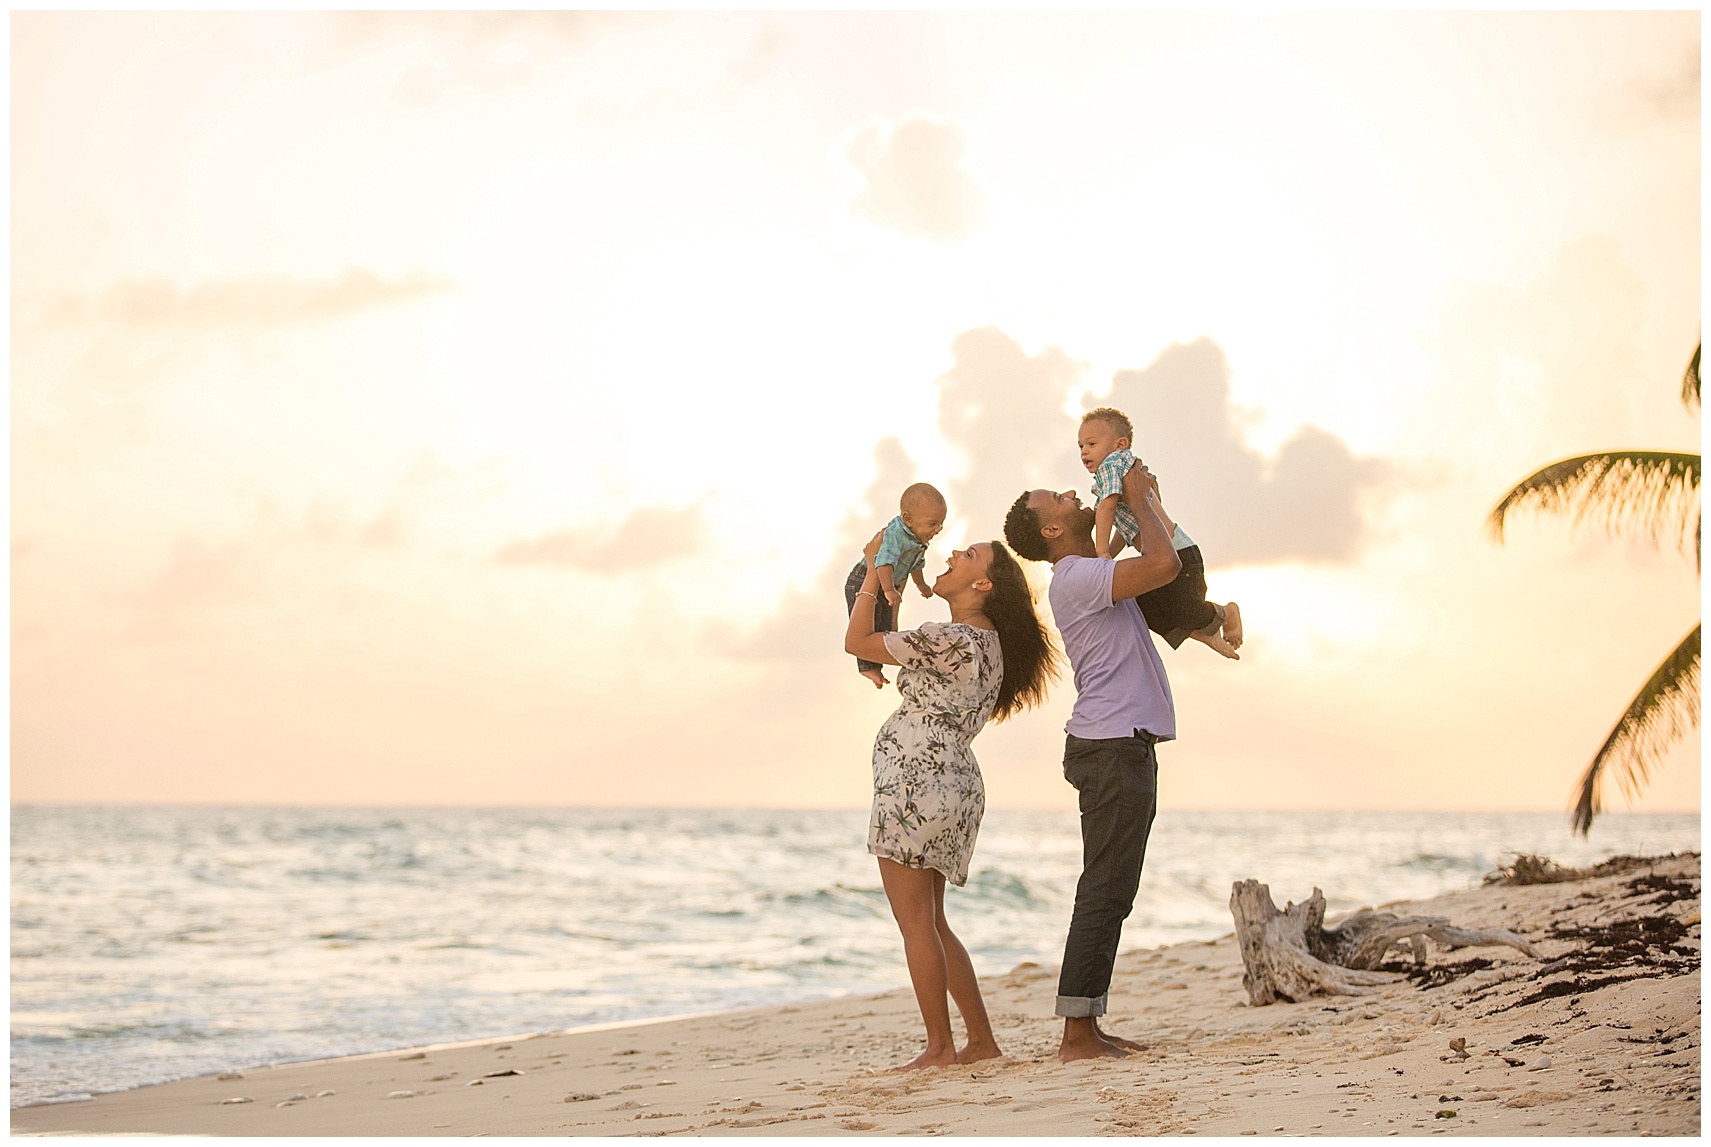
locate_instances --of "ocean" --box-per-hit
[10,805,1699,1109]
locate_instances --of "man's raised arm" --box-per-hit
[1109,461,1180,601]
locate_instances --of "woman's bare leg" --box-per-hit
[931,873,1002,1063]
[877,858,958,1070]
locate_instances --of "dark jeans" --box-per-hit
[843,559,895,674]
[1056,731,1160,1018]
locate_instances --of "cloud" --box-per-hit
[1626,40,1699,122]
[1099,340,1389,566]
[934,327,1086,538]
[733,436,915,661]
[928,326,1386,567]
[35,269,452,332]
[494,504,710,574]
[847,113,984,243]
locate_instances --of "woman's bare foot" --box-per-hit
[956,1038,1003,1065]
[860,667,889,688]
[892,1045,959,1071]
[1222,601,1242,648]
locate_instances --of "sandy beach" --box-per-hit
[15,853,1698,1137]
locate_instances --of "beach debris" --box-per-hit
[493,1044,512,1051]
[216,1072,244,1081]
[429,1073,457,1081]
[386,1090,417,1099]
[1229,880,1540,1005]
[399,1052,426,1061]
[1525,1055,1553,1071]
[483,1069,524,1077]
[1434,1109,1457,1119]
[286,1093,308,1102]
[220,1097,254,1105]
[564,1093,600,1103]
[275,1101,295,1108]
[1440,1037,1470,1063]
[1482,852,1685,886]
[466,1080,484,1086]
[315,1090,335,1098]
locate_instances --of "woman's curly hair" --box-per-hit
[982,541,1060,721]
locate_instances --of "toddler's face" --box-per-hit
[1078,419,1129,473]
[903,507,946,542]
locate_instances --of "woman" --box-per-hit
[845,536,1059,1070]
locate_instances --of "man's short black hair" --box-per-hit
[1004,492,1051,563]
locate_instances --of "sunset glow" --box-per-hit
[12,11,1700,813]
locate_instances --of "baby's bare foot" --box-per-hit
[1192,629,1240,660]
[860,668,889,689]
[1222,601,1242,648]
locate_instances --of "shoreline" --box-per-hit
[14,853,1698,1137]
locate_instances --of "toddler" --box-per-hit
[843,482,946,688]
[1078,407,1243,659]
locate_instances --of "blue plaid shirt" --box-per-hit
[871,515,928,587]
[1093,450,1195,551]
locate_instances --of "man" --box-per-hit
[1003,462,1181,1061]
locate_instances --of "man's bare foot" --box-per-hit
[892,1045,958,1071]
[1191,628,1240,660]
[1222,601,1242,648]
[860,668,889,689]
[956,1038,1003,1065]
[1092,1021,1148,1053]
[1058,1017,1130,1062]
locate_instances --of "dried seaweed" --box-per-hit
[1482,851,1700,887]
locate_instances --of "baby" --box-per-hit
[843,482,947,688]
[1078,407,1243,659]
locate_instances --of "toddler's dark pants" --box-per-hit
[1136,544,1222,648]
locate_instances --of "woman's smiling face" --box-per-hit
[931,542,994,598]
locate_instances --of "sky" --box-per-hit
[11,11,1702,820]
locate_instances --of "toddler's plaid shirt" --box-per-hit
[1092,449,1142,545]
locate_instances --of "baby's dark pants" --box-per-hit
[843,559,896,674]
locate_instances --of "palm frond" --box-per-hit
[1487,450,1700,549]
[1572,624,1701,835]
[1685,343,1700,409]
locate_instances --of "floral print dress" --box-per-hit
[870,621,1004,886]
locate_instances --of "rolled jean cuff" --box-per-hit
[1054,993,1108,1018]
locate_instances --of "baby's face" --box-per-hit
[1078,419,1130,473]
[903,506,946,542]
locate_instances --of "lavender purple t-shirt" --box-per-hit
[1047,554,1176,742]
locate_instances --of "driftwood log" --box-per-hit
[1230,879,1541,1006]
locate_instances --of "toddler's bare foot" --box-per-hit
[1222,601,1242,648]
[1191,628,1240,660]
[860,668,889,689]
